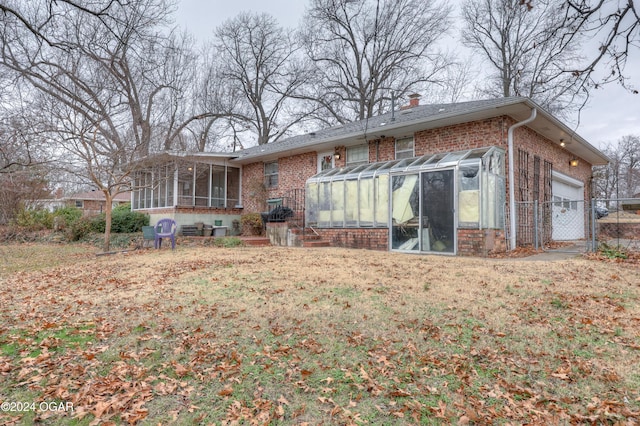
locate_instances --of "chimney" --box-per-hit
[408,93,421,107]
[400,93,422,110]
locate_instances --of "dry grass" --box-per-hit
[1,243,639,424]
[598,210,640,223]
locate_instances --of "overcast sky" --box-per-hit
[175,0,640,149]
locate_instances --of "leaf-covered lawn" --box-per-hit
[1,243,639,425]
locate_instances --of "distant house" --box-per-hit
[130,96,609,256]
[66,191,131,216]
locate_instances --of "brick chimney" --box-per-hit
[408,93,421,107]
[400,93,421,110]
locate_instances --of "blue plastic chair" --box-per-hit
[154,218,177,250]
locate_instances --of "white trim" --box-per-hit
[317,151,334,172]
[551,170,583,188]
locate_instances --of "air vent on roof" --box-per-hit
[400,109,414,115]
[439,108,445,112]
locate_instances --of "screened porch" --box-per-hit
[131,159,240,210]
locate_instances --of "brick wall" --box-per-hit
[457,229,506,256]
[239,116,595,254]
[69,199,129,216]
[510,121,592,203]
[314,228,389,251]
[242,153,318,214]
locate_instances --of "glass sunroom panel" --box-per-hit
[437,151,469,167]
[331,180,345,226]
[359,177,374,226]
[344,179,358,226]
[458,163,480,227]
[465,148,489,160]
[305,182,319,226]
[482,174,506,229]
[374,174,389,226]
[318,181,331,226]
[391,174,419,250]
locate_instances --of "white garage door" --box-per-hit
[552,171,584,241]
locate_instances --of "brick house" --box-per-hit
[130,97,609,256]
[66,190,131,216]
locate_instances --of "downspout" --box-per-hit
[507,108,537,251]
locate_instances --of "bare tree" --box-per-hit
[0,99,52,224]
[592,135,640,203]
[214,12,312,146]
[183,44,243,152]
[559,0,639,90]
[461,0,586,115]
[0,0,221,251]
[301,0,452,124]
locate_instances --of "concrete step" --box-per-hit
[239,236,271,247]
[302,239,331,248]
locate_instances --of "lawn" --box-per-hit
[0,243,639,425]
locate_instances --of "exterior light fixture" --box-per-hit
[560,139,566,147]
[334,152,341,160]
[570,159,579,167]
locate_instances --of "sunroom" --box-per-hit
[305,147,506,254]
[130,152,243,230]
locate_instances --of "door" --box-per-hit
[422,170,455,253]
[390,169,456,253]
[551,173,584,240]
[318,152,334,172]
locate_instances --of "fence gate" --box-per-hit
[539,199,591,253]
[513,200,593,253]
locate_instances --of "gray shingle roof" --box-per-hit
[233,97,529,162]
[227,96,608,166]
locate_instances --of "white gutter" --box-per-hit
[507,108,537,251]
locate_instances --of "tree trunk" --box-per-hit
[103,190,113,253]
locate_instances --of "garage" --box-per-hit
[551,171,585,241]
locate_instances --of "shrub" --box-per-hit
[111,209,149,233]
[598,243,628,260]
[240,213,264,236]
[212,237,245,248]
[52,206,82,228]
[14,208,53,230]
[67,216,96,241]
[89,205,149,233]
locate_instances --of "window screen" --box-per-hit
[347,145,368,165]
[395,137,414,159]
[264,162,279,188]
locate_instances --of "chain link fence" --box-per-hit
[511,198,640,254]
[592,198,640,253]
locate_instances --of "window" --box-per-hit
[264,161,279,188]
[395,137,414,159]
[347,145,368,165]
[75,200,84,208]
[318,152,334,172]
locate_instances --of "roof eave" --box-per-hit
[232,98,610,167]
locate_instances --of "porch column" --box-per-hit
[173,163,179,207]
